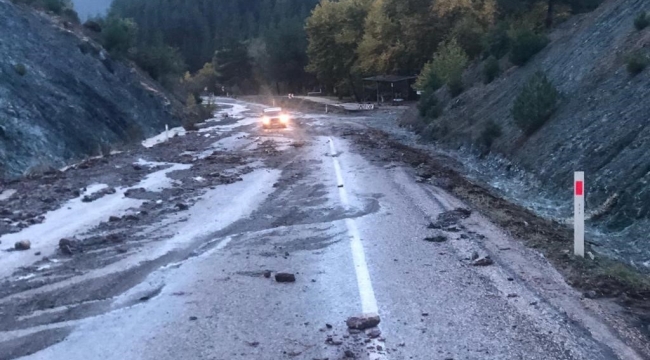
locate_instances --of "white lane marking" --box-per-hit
[329,140,350,206]
[329,138,386,360]
[345,218,378,314]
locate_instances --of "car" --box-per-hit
[261,107,290,129]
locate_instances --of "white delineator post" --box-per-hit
[574,171,585,257]
[165,124,169,141]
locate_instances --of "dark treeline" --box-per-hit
[108,0,319,94]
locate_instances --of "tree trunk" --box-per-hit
[348,74,361,103]
[545,0,555,28]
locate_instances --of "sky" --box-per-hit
[71,0,112,20]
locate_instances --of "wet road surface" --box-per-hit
[0,99,644,360]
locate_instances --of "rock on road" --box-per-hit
[0,99,644,360]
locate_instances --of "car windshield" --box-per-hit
[265,111,281,116]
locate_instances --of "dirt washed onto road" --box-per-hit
[0,101,311,357]
[332,124,650,355]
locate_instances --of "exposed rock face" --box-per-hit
[0,0,180,178]
[419,0,650,262]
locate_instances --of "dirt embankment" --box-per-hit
[341,125,650,344]
[0,0,183,178]
[405,0,650,267]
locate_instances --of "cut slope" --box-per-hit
[421,0,650,263]
[0,0,181,177]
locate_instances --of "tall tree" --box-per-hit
[305,0,371,100]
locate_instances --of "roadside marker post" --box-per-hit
[574,172,585,257]
[165,124,169,141]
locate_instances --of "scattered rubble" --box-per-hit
[471,256,494,266]
[59,238,81,255]
[424,235,447,243]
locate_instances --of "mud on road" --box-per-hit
[336,122,650,354]
[0,99,649,359]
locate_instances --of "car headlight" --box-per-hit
[262,116,270,124]
[280,114,290,123]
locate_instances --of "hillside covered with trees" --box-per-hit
[107,0,319,94]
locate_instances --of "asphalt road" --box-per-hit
[0,99,644,360]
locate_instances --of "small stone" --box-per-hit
[116,246,128,254]
[471,256,494,266]
[14,240,31,251]
[530,301,538,306]
[398,342,406,347]
[424,235,447,243]
[275,273,296,283]
[59,238,78,255]
[376,345,383,351]
[34,252,41,256]
[346,314,381,330]
[583,290,598,299]
[507,277,514,281]
[507,293,518,298]
[326,323,333,329]
[124,214,139,221]
[189,316,198,321]
[344,350,355,358]
[109,216,121,222]
[133,164,142,171]
[176,203,189,211]
[367,329,381,338]
[263,270,272,278]
[421,312,429,316]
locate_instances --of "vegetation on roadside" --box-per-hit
[483,56,501,84]
[634,11,649,31]
[512,71,560,135]
[625,51,649,75]
[14,63,27,76]
[108,0,317,95]
[508,27,550,66]
[11,0,79,22]
[420,39,469,98]
[479,120,503,150]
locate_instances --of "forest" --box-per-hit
[108,0,319,94]
[68,0,602,101]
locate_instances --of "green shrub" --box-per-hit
[14,63,27,76]
[102,17,138,57]
[417,91,442,120]
[479,120,503,149]
[132,45,186,85]
[450,17,485,60]
[634,12,649,31]
[509,28,549,66]
[43,0,64,14]
[416,38,468,98]
[626,51,649,75]
[569,0,603,14]
[483,22,511,59]
[512,71,559,135]
[414,69,442,93]
[483,56,501,84]
[448,78,464,98]
[62,8,80,24]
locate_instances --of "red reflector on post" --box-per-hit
[575,181,584,196]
